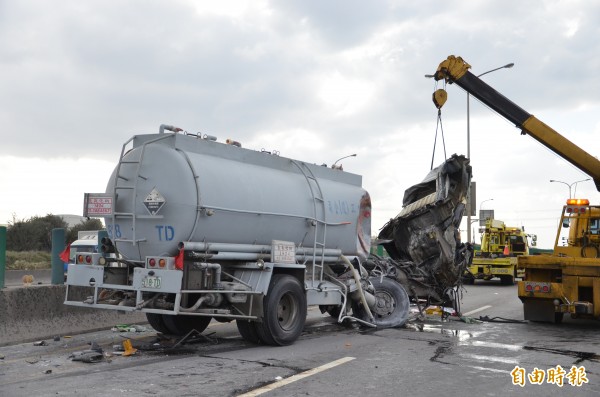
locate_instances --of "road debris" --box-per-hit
[70,350,104,363]
[33,340,47,346]
[111,324,148,333]
[122,339,137,356]
[69,341,105,363]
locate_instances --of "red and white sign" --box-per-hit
[84,193,113,217]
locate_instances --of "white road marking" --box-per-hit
[238,356,356,396]
[462,305,492,316]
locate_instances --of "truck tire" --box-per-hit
[353,277,410,328]
[236,320,262,344]
[145,313,171,334]
[500,275,515,286]
[255,274,307,346]
[162,314,212,336]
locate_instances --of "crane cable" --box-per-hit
[431,109,447,170]
[431,83,449,170]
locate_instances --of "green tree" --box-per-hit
[7,214,68,251]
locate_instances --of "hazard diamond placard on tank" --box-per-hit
[143,188,166,215]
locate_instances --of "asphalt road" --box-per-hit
[0,280,598,397]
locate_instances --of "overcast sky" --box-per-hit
[2,0,600,249]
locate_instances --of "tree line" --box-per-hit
[6,215,104,251]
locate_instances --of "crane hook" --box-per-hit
[433,89,448,109]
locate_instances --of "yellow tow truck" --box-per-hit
[432,55,600,323]
[466,219,532,285]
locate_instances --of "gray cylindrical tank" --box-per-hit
[104,132,371,262]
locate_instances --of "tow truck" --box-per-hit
[432,55,600,323]
[466,218,533,285]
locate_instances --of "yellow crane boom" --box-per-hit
[433,55,600,191]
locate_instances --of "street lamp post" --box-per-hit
[549,178,590,198]
[465,63,514,244]
[480,198,494,212]
[331,154,357,169]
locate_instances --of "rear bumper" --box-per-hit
[64,264,183,313]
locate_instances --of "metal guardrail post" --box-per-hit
[51,228,66,285]
[0,226,6,289]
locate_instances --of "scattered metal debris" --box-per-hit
[172,329,218,348]
[69,341,105,363]
[70,350,104,363]
[111,324,148,333]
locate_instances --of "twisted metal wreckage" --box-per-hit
[369,154,473,312]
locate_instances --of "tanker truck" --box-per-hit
[64,125,472,345]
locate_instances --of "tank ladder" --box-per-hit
[111,134,173,249]
[291,160,327,286]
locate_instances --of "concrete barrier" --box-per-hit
[0,285,146,346]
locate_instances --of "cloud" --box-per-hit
[1,0,600,249]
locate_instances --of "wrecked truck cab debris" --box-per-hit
[373,154,473,305]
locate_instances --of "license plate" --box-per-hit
[142,276,162,289]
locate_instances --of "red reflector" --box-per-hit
[525,284,533,292]
[149,258,156,267]
[542,285,550,293]
[85,255,92,264]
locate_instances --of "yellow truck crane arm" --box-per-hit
[433,55,600,191]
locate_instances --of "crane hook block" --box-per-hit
[433,89,448,109]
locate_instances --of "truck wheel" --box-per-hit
[236,320,261,344]
[353,277,410,328]
[146,313,171,334]
[500,275,515,286]
[162,314,212,335]
[255,274,307,346]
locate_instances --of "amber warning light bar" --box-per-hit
[566,198,590,214]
